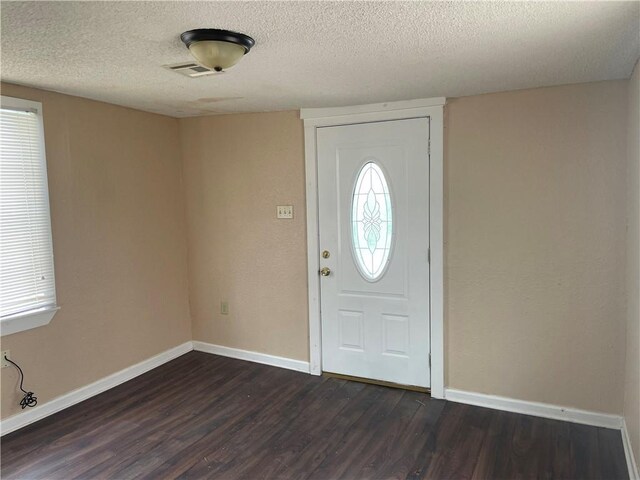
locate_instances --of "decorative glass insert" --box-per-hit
[351,161,393,281]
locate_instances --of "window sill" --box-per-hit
[0,306,60,337]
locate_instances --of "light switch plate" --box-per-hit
[277,205,293,219]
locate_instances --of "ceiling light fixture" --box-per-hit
[180,29,255,72]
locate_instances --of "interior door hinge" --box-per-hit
[429,353,431,368]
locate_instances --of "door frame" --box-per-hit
[300,97,445,399]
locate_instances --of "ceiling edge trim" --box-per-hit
[300,97,447,121]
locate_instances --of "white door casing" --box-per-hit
[317,118,430,387]
[301,98,445,398]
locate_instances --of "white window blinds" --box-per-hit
[0,99,56,318]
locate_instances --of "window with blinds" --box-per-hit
[0,96,57,321]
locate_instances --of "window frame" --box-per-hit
[0,95,59,336]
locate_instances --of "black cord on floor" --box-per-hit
[4,355,37,409]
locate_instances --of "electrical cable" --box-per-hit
[4,355,37,409]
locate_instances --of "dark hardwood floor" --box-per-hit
[1,351,629,479]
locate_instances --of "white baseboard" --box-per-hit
[622,419,640,480]
[444,388,623,429]
[0,341,193,436]
[192,341,310,374]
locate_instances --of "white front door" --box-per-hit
[317,118,431,388]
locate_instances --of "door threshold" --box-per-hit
[322,372,430,394]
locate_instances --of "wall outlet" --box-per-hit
[1,350,10,368]
[277,205,293,219]
[221,301,229,315]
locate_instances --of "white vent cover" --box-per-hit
[163,62,224,78]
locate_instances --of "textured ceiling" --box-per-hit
[1,1,638,117]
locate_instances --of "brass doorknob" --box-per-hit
[320,267,331,276]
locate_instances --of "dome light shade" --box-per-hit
[180,29,255,72]
[187,41,246,71]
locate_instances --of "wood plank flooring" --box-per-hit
[1,351,629,479]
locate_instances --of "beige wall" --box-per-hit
[0,83,192,419]
[446,81,628,414]
[179,111,308,360]
[180,81,629,416]
[0,79,632,424]
[625,60,640,467]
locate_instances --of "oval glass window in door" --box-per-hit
[351,161,393,281]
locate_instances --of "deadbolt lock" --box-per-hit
[322,250,330,259]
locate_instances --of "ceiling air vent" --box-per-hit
[163,62,223,78]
